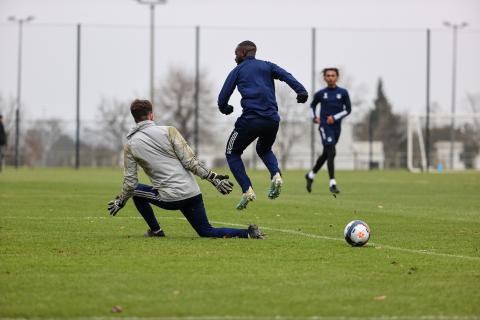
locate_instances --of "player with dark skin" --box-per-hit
[218,40,308,210]
[234,42,255,65]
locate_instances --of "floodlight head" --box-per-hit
[460,22,469,28]
[8,16,17,22]
[443,21,452,27]
[135,0,167,4]
[25,16,35,22]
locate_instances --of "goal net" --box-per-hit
[407,113,480,172]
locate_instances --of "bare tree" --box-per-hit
[93,67,216,167]
[155,66,215,144]
[338,70,369,121]
[97,97,133,152]
[24,119,63,166]
[276,84,306,169]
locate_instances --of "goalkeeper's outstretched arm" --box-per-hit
[167,126,210,178]
[120,144,138,199]
[108,145,138,216]
[167,126,234,195]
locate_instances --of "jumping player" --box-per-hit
[107,99,264,239]
[306,68,351,194]
[218,40,308,210]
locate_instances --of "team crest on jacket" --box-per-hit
[336,93,342,99]
[323,92,328,99]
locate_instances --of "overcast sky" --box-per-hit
[0,0,479,125]
[2,0,480,29]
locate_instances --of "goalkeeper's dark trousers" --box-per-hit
[132,184,249,238]
[225,116,280,193]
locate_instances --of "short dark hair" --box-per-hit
[237,40,257,56]
[322,68,339,76]
[130,99,152,122]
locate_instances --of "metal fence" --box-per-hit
[1,23,480,170]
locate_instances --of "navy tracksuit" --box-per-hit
[310,86,351,178]
[310,86,351,146]
[132,184,249,238]
[218,56,307,192]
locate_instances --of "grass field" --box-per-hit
[0,168,479,319]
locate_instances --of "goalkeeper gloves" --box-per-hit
[108,194,127,216]
[219,104,234,115]
[206,171,234,195]
[296,92,308,103]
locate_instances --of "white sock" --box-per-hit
[308,171,315,179]
[329,179,336,187]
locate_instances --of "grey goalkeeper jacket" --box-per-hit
[119,120,210,202]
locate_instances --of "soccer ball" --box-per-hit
[344,220,370,246]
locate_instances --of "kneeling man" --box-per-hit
[107,99,264,239]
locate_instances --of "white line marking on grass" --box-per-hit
[1,315,479,320]
[2,216,480,262]
[206,218,480,262]
[172,217,480,262]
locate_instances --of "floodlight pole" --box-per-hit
[75,24,81,169]
[425,28,431,172]
[194,26,200,155]
[310,27,316,167]
[8,16,34,168]
[444,21,468,170]
[135,0,167,106]
[149,4,155,105]
[15,20,23,169]
[368,111,373,170]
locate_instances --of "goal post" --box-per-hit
[407,113,480,172]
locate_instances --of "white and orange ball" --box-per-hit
[344,220,371,246]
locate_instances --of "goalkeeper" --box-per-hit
[107,99,264,239]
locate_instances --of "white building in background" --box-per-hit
[351,141,385,170]
[435,141,465,170]
[475,155,480,170]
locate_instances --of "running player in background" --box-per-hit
[306,68,351,194]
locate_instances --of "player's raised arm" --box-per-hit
[268,62,308,103]
[167,126,234,195]
[217,69,237,115]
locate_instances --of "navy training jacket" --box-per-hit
[310,86,351,124]
[218,56,307,122]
